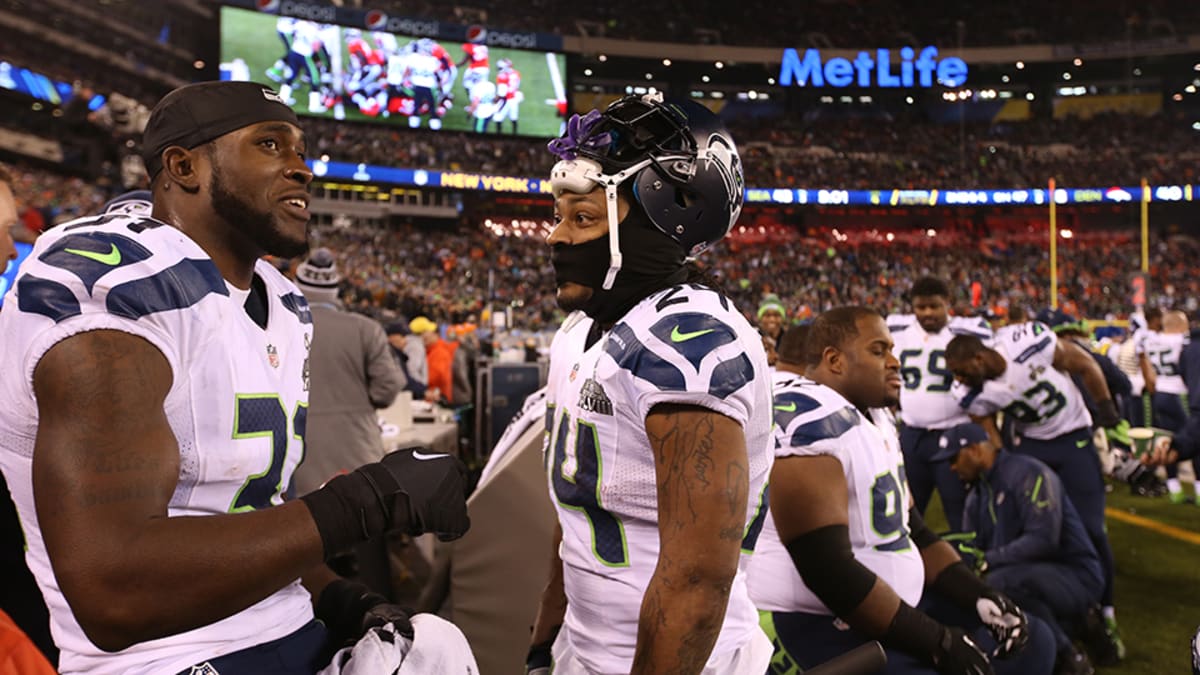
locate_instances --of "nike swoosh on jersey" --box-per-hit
[1075,439,1090,448]
[64,244,122,266]
[774,402,797,412]
[671,326,715,342]
[412,451,448,461]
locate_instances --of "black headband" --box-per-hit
[141,81,301,178]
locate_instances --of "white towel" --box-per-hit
[318,614,479,675]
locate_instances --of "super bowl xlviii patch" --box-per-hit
[190,663,220,675]
[578,378,613,416]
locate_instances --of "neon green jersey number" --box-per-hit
[230,394,307,512]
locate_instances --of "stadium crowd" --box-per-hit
[4,155,1196,332]
[295,219,1200,332]
[299,111,1200,190]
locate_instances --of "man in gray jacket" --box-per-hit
[293,248,405,495]
[292,248,407,599]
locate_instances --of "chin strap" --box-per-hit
[597,159,653,290]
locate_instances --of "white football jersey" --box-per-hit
[748,373,924,615]
[888,314,992,430]
[1141,331,1189,395]
[0,214,314,675]
[289,21,322,57]
[957,322,1092,440]
[405,52,440,89]
[545,285,774,675]
[1113,336,1145,396]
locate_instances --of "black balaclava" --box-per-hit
[551,204,688,326]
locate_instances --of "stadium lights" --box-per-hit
[662,58,671,66]
[1194,63,1200,71]
[1002,75,1010,82]
[1026,92,1035,101]
[1192,122,1200,130]
[748,90,758,99]
[715,61,725,69]
[598,54,607,62]
[1187,85,1197,93]
[645,73,653,80]
[905,96,914,104]
[702,75,710,82]
[1061,229,1074,239]
[926,229,936,237]
[1062,72,1072,80]
[711,91,725,98]
[320,154,330,162]
[1174,93,1184,101]
[1133,68,1142,76]
[886,233,895,242]
[1073,58,1083,67]
[194,60,205,70]
[1016,61,1025,69]
[768,77,776,85]
[584,68,593,76]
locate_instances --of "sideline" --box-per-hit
[1105,507,1200,546]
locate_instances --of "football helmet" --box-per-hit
[497,58,513,71]
[547,93,743,289]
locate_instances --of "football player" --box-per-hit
[491,58,521,134]
[887,277,992,532]
[0,82,470,674]
[457,42,490,96]
[276,20,330,113]
[946,324,1125,665]
[400,40,443,129]
[748,307,1053,674]
[467,78,499,134]
[344,29,387,117]
[526,94,773,674]
[1142,310,1196,502]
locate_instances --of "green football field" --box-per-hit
[926,483,1200,674]
[219,8,565,139]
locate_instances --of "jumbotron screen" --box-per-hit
[219,6,568,137]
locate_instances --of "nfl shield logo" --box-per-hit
[190,663,220,675]
[266,344,280,369]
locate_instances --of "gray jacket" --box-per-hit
[294,303,405,495]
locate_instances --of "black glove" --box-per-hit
[1094,398,1122,430]
[301,447,471,560]
[316,578,414,657]
[932,626,993,675]
[526,624,558,675]
[975,590,1029,659]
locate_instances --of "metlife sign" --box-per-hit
[779,47,968,88]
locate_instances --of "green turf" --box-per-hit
[219,6,565,140]
[926,485,1200,674]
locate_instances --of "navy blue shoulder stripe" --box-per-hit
[958,386,983,410]
[279,293,313,324]
[791,406,859,446]
[1013,336,1052,364]
[709,353,755,399]
[605,322,686,391]
[649,312,737,370]
[106,258,228,320]
[17,274,81,323]
[888,323,912,333]
[38,232,154,294]
[772,390,822,430]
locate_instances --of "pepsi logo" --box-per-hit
[365,10,388,29]
[256,0,280,13]
[466,24,487,43]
